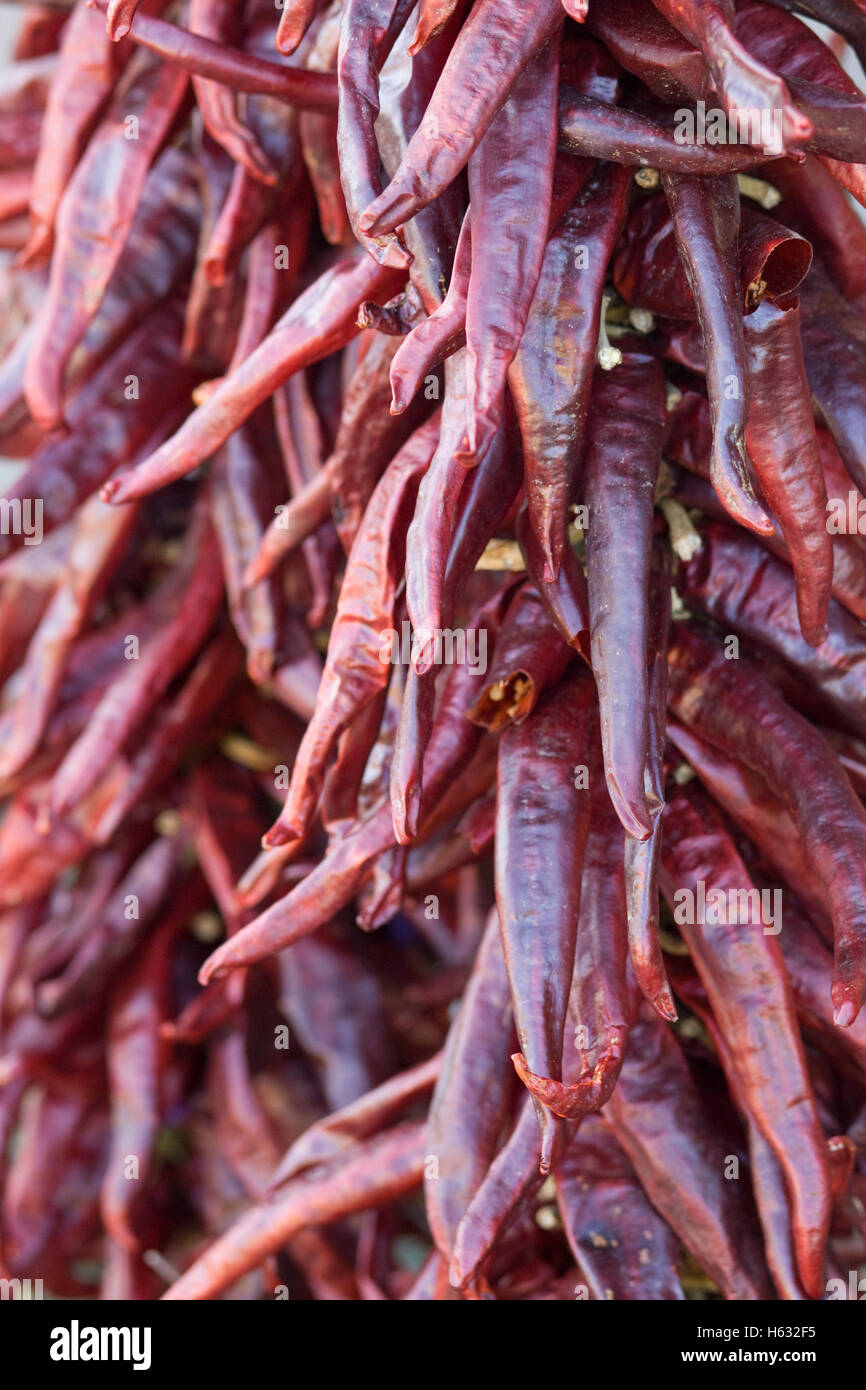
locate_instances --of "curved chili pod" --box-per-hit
[668,619,866,1024]
[162,1121,426,1300]
[744,297,831,645]
[625,539,675,1019]
[21,0,124,266]
[276,0,328,57]
[555,1115,684,1300]
[425,911,516,1260]
[678,521,866,739]
[359,0,565,238]
[99,4,340,109]
[558,90,767,173]
[103,253,405,504]
[670,961,809,1301]
[495,669,595,1167]
[24,46,189,430]
[509,160,630,581]
[388,209,469,415]
[376,5,464,314]
[584,350,666,840]
[188,0,275,184]
[450,1094,548,1290]
[458,31,560,465]
[530,722,635,1119]
[605,1004,774,1299]
[662,172,773,535]
[263,412,438,848]
[335,0,415,268]
[661,784,831,1300]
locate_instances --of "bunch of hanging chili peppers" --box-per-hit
[1,0,866,1302]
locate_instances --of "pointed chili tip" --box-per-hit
[411,634,435,676]
[111,21,130,39]
[645,983,678,1022]
[198,949,231,987]
[727,493,775,538]
[833,998,858,1029]
[262,822,295,849]
[242,556,265,590]
[393,787,420,845]
[100,477,124,504]
[801,621,828,649]
[389,377,409,414]
[378,237,411,272]
[512,1051,530,1082]
[197,960,217,987]
[655,992,679,1023]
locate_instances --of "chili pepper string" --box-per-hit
[0,0,865,1301]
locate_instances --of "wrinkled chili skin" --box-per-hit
[744,297,831,646]
[660,784,832,1300]
[7,0,866,1306]
[508,160,628,583]
[662,172,773,537]
[584,349,666,842]
[495,670,593,1170]
[668,620,866,1025]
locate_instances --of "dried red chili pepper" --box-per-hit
[359,0,565,238]
[661,783,832,1299]
[95,3,340,110]
[24,46,189,430]
[584,349,666,840]
[742,298,831,644]
[263,413,438,849]
[495,670,595,1166]
[101,904,184,1250]
[450,1094,546,1289]
[555,1115,684,1300]
[668,619,866,1024]
[458,33,560,465]
[605,1004,774,1299]
[663,174,774,535]
[625,540,676,1020]
[102,253,405,503]
[425,911,516,1261]
[509,160,629,581]
[679,521,866,739]
[162,1121,426,1299]
[188,0,275,184]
